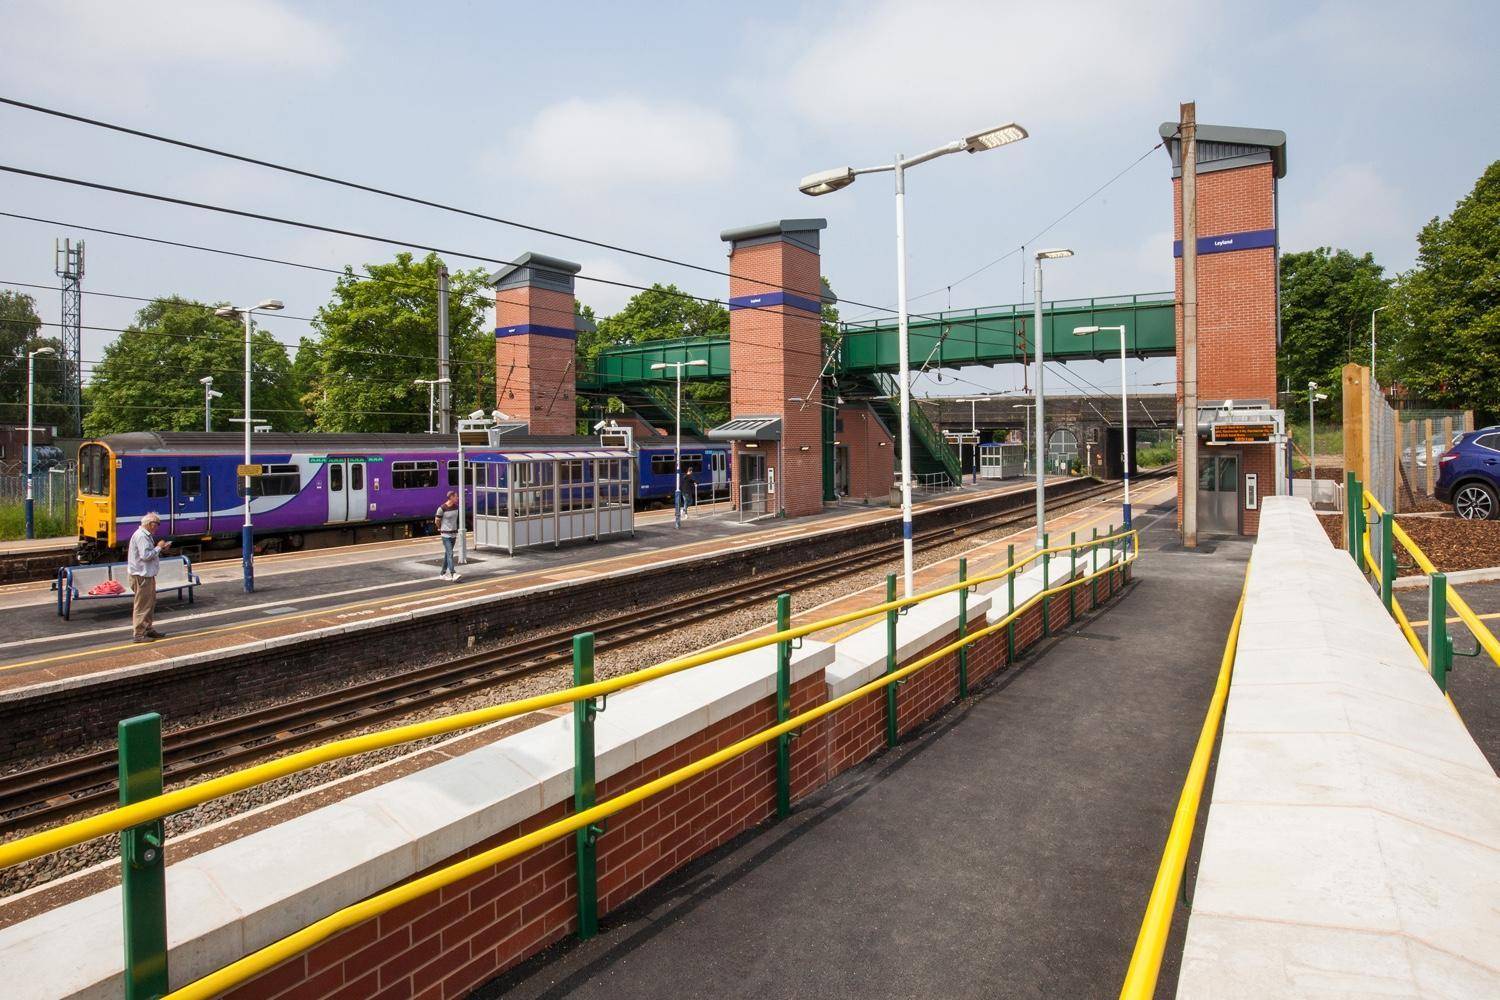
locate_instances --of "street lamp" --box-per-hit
[216,298,283,593]
[650,359,709,527]
[1032,249,1073,547]
[1370,305,1389,384]
[1308,382,1329,499]
[413,377,451,434]
[955,398,984,484]
[24,345,55,539]
[799,121,1029,595]
[200,376,223,432]
[1074,324,1132,526]
[1012,402,1035,476]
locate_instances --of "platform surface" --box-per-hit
[478,495,1251,999]
[0,478,1064,693]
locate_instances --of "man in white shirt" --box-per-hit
[127,511,169,642]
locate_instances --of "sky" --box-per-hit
[1,0,1496,410]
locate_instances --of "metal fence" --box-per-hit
[909,471,957,494]
[1366,378,1396,512]
[1394,410,1471,508]
[0,465,75,513]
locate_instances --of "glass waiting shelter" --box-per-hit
[978,442,1027,479]
[468,448,634,555]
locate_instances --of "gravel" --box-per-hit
[0,495,1100,900]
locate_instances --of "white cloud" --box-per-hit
[0,0,343,105]
[778,0,1194,137]
[1282,163,1411,261]
[502,97,737,189]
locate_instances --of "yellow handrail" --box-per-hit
[0,531,1135,871]
[1362,490,1500,668]
[166,532,1140,999]
[1118,568,1246,1000]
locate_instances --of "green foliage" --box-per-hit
[309,253,490,432]
[1277,247,1390,416]
[0,290,72,430]
[1384,161,1500,416]
[590,283,728,352]
[0,497,74,540]
[82,297,302,436]
[1135,442,1176,468]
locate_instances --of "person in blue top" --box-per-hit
[127,511,170,642]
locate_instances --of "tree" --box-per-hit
[82,296,302,436]
[0,290,71,434]
[1385,160,1500,415]
[310,253,491,432]
[1277,247,1390,416]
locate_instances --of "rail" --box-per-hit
[1,527,1140,1000]
[1349,474,1500,695]
[1117,569,1246,1000]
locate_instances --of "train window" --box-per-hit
[392,460,439,490]
[146,467,170,499]
[79,444,110,496]
[238,464,301,498]
[350,464,364,491]
[446,460,484,487]
[180,466,202,495]
[329,463,343,491]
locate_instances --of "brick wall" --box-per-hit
[495,285,578,437]
[1172,160,1280,534]
[226,560,1130,1000]
[726,238,825,518]
[837,404,894,501]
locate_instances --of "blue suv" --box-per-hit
[1436,426,1500,519]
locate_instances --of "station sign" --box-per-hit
[1209,421,1276,445]
[944,432,980,445]
[236,464,263,477]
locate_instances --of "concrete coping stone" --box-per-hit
[1176,496,1500,998]
[0,639,835,999]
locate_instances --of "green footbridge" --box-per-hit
[577,292,1175,486]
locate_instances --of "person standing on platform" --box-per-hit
[682,467,697,508]
[435,491,461,581]
[128,511,169,642]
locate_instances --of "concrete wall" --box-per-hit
[1177,496,1500,997]
[0,544,1130,999]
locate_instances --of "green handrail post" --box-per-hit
[1068,530,1078,623]
[572,632,600,940]
[1091,527,1100,605]
[1429,573,1453,691]
[1041,533,1051,637]
[775,593,792,818]
[119,712,168,1000]
[1006,543,1016,665]
[885,573,899,748]
[1378,510,1395,612]
[957,558,969,699]
[1344,471,1360,563]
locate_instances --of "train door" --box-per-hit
[710,450,728,492]
[326,460,370,523]
[173,463,209,535]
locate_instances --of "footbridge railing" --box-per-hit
[0,529,1139,1000]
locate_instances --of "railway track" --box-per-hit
[0,474,1159,840]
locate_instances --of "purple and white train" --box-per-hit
[76,431,729,562]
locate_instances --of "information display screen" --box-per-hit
[1210,422,1276,444]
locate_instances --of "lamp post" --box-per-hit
[24,345,55,539]
[1308,382,1328,499]
[799,122,1029,595]
[1370,305,1389,384]
[1012,402,1035,477]
[216,299,283,593]
[200,376,222,432]
[650,359,709,527]
[1074,324,1131,526]
[1032,249,1074,547]
[413,378,452,434]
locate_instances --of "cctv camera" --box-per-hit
[468,409,486,420]
[200,376,214,385]
[592,419,608,432]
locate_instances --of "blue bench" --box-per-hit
[53,556,201,620]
